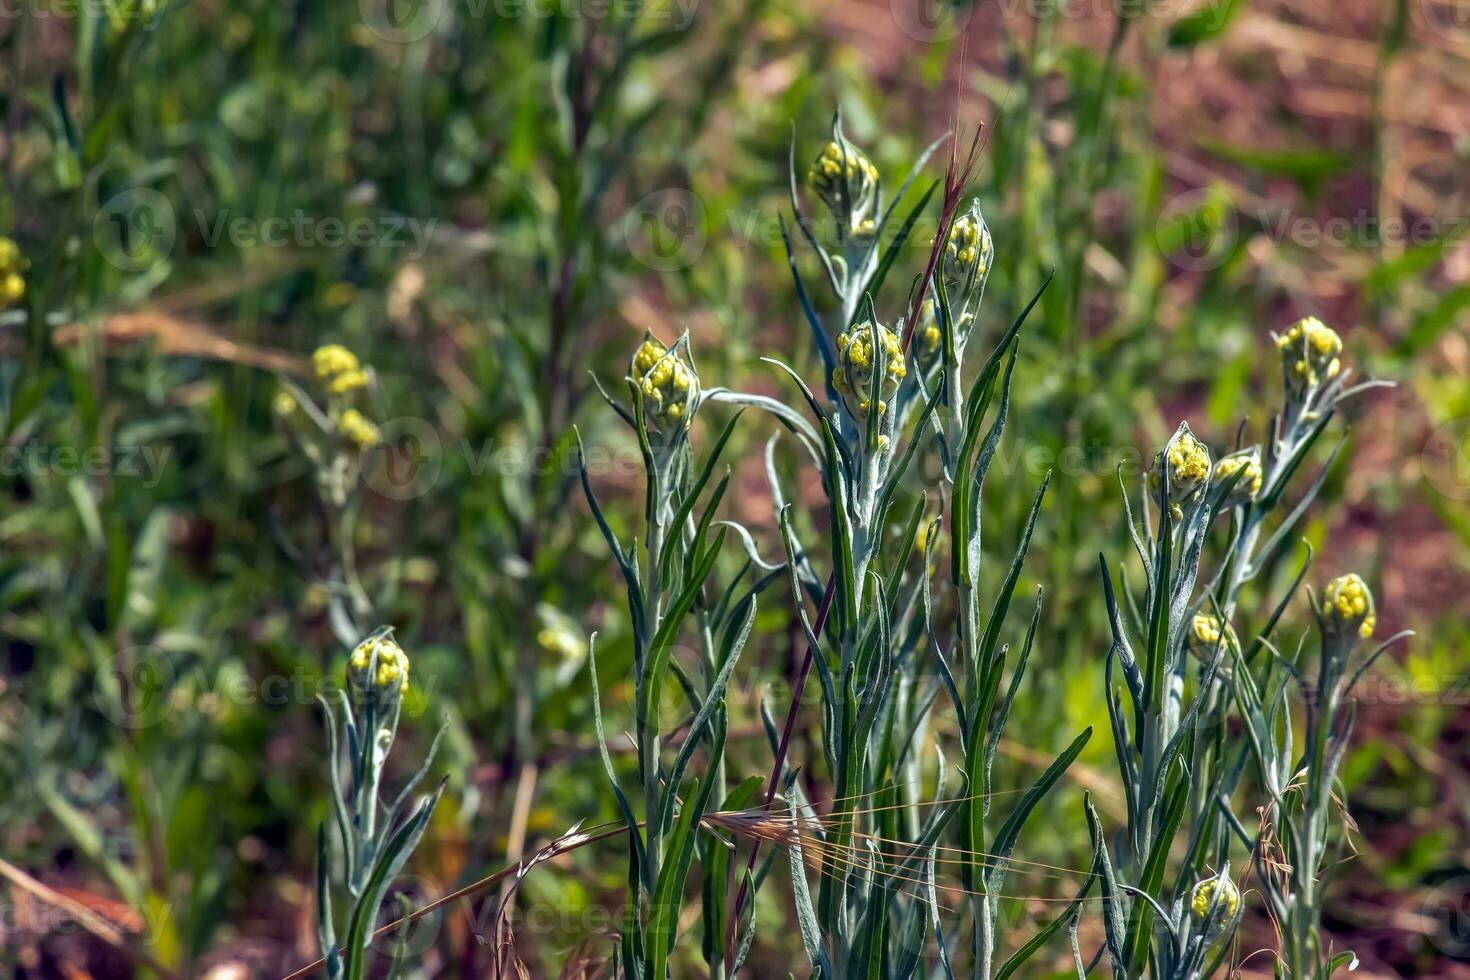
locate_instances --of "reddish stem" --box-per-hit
[725,573,837,966]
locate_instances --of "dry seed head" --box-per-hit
[1213,447,1263,505]
[1276,316,1343,392]
[834,321,905,419]
[1322,573,1376,640]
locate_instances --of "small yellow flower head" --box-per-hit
[1,273,22,306]
[338,408,381,449]
[0,237,27,307]
[1187,613,1238,664]
[1213,447,1263,506]
[807,137,879,239]
[1322,573,1376,640]
[329,368,369,395]
[630,334,699,434]
[272,389,298,418]
[941,205,992,288]
[1149,423,1212,514]
[834,320,906,420]
[1275,316,1343,393]
[313,344,362,384]
[348,632,410,697]
[1189,872,1241,943]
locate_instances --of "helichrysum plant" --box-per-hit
[314,628,447,980]
[564,99,1408,979]
[581,328,795,979]
[1091,315,1404,979]
[717,116,1100,980]
[275,344,387,633]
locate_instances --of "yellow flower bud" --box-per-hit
[1276,316,1343,393]
[338,408,380,449]
[348,632,410,696]
[1189,872,1241,944]
[2,272,25,305]
[1187,613,1238,669]
[940,207,992,288]
[834,321,905,421]
[1149,423,1211,515]
[312,344,362,383]
[1322,573,1376,640]
[1213,447,1262,505]
[629,334,699,434]
[807,136,879,239]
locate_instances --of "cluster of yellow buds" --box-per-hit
[1213,447,1263,506]
[630,334,699,433]
[940,208,991,287]
[1187,613,1238,666]
[337,408,380,449]
[313,343,370,395]
[348,631,410,696]
[833,321,906,420]
[1322,573,1376,641]
[808,137,879,241]
[0,237,26,307]
[1149,423,1212,516]
[305,344,381,450]
[1276,316,1343,393]
[913,298,973,365]
[1189,871,1241,944]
